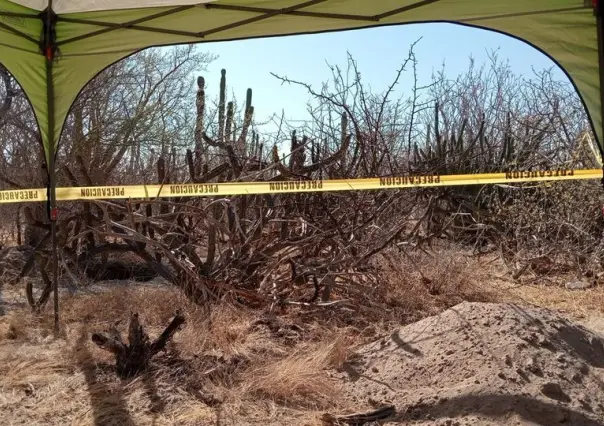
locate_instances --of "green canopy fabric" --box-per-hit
[0,0,601,163]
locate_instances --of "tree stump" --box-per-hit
[91,311,185,378]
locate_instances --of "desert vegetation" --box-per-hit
[0,40,603,425]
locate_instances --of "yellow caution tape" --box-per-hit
[0,168,600,204]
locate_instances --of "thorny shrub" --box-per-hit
[0,42,599,318]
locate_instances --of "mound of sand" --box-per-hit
[335,302,604,425]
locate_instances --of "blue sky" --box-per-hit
[196,22,567,141]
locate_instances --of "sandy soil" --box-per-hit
[333,301,604,425]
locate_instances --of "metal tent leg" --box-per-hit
[42,3,59,333]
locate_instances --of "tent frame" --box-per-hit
[5,0,602,332]
[597,0,604,187]
[41,3,59,331]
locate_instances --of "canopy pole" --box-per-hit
[595,0,604,187]
[41,4,59,333]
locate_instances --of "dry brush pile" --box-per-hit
[0,44,601,320]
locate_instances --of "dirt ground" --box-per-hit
[334,301,604,425]
[1,252,604,426]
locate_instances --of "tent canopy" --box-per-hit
[0,0,600,163]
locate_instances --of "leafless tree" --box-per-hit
[0,41,599,314]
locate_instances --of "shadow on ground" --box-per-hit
[398,392,604,426]
[73,327,136,426]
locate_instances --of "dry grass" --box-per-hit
[0,282,361,425]
[2,246,604,425]
[372,244,497,324]
[178,301,263,358]
[1,311,28,340]
[489,273,604,320]
[242,334,351,409]
[59,284,197,328]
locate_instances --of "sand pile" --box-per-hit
[335,302,604,425]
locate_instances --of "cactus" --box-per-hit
[192,69,258,178]
[289,130,306,172]
[194,76,205,177]
[238,88,254,156]
[457,119,466,149]
[271,111,351,179]
[340,112,348,171]
[225,101,234,142]
[187,68,261,272]
[500,111,515,166]
[311,139,318,164]
[408,103,538,175]
[434,102,441,160]
[218,69,226,143]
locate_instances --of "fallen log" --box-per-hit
[91,311,185,378]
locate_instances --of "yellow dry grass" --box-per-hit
[373,245,499,323]
[488,273,604,325]
[242,335,351,409]
[0,284,356,426]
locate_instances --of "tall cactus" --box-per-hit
[289,130,307,172]
[434,102,441,159]
[340,111,348,171]
[218,69,226,143]
[225,101,234,143]
[500,111,515,166]
[238,88,254,157]
[194,76,205,177]
[191,68,257,178]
